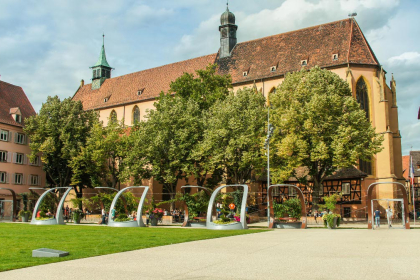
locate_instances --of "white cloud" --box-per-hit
[388,52,420,65]
[173,0,400,59]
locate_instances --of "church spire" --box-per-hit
[90,34,113,90]
[92,34,112,68]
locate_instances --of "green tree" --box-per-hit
[24,96,97,197]
[169,64,231,110]
[124,65,232,194]
[125,95,201,203]
[269,67,383,204]
[70,119,128,190]
[196,88,266,184]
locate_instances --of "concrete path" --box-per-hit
[2,229,420,280]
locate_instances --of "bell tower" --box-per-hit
[91,34,113,90]
[219,2,238,58]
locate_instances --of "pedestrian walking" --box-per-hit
[386,206,393,228]
[374,209,381,228]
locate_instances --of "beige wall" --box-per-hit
[98,101,155,126]
[0,123,46,200]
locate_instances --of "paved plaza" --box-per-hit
[2,228,420,280]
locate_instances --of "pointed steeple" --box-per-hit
[90,34,113,90]
[92,34,112,68]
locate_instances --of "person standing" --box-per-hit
[111,208,116,221]
[386,206,393,228]
[100,208,106,225]
[374,209,381,228]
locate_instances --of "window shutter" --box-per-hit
[7,152,12,162]
[23,134,26,145]
[5,173,9,184]
[22,175,26,185]
[12,153,17,163]
[12,173,16,184]
[8,131,12,142]
[24,155,28,165]
[14,133,18,143]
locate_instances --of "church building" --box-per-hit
[73,6,404,217]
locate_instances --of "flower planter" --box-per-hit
[327,217,338,229]
[274,221,302,229]
[150,217,158,226]
[21,212,30,222]
[74,216,82,224]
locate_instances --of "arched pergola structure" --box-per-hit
[268,184,307,229]
[0,188,17,222]
[108,186,149,227]
[367,182,410,229]
[30,187,72,225]
[206,184,249,230]
[180,185,211,227]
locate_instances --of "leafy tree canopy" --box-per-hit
[24,96,97,190]
[195,88,266,184]
[124,65,232,196]
[70,119,128,189]
[269,67,383,196]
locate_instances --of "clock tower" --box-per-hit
[219,3,238,58]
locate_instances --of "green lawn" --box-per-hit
[0,223,265,272]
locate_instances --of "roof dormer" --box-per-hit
[9,107,22,123]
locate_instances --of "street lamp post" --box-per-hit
[265,102,274,227]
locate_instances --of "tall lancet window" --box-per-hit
[132,106,140,124]
[356,78,370,121]
[356,77,372,175]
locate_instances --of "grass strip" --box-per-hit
[0,223,265,272]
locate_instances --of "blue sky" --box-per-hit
[0,0,419,155]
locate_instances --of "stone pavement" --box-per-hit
[2,228,420,280]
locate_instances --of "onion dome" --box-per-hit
[220,6,235,25]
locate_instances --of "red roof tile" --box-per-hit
[218,18,379,83]
[73,54,218,110]
[0,81,36,127]
[74,18,379,110]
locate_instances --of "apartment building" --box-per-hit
[0,80,46,218]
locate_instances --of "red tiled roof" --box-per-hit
[74,18,379,110]
[73,54,218,110]
[0,81,36,127]
[218,18,379,83]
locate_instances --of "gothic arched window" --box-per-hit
[109,110,117,124]
[132,106,140,124]
[356,78,370,121]
[356,78,372,175]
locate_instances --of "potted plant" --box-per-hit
[70,198,85,224]
[273,197,302,229]
[72,209,84,224]
[149,208,163,226]
[213,194,238,225]
[19,193,32,222]
[320,193,342,229]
